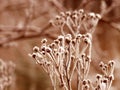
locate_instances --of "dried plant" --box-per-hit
[30,10,115,90]
[0,59,15,90]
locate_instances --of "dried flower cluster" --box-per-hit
[0,59,15,90]
[50,9,101,36]
[30,9,115,90]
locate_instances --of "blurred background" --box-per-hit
[0,0,120,90]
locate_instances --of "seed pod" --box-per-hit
[55,15,61,20]
[84,37,90,44]
[84,84,89,90]
[88,12,95,19]
[108,60,115,67]
[96,74,102,80]
[41,38,47,43]
[99,61,104,68]
[78,9,84,14]
[58,35,64,41]
[102,78,108,83]
[33,46,39,52]
[83,80,87,85]
[32,53,36,58]
[85,55,91,62]
[41,51,46,55]
[66,11,71,16]
[109,75,114,81]
[65,37,71,44]
[54,40,59,44]
[46,47,52,53]
[96,14,101,19]
[41,46,46,51]
[60,12,65,17]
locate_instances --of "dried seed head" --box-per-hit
[76,34,82,39]
[78,9,84,14]
[85,55,91,62]
[60,83,64,87]
[41,38,47,43]
[41,46,46,51]
[55,52,59,56]
[66,34,72,39]
[72,10,78,15]
[39,62,44,65]
[96,74,102,80]
[55,15,61,20]
[72,14,78,19]
[54,40,59,44]
[51,43,56,48]
[53,49,57,53]
[46,61,51,66]
[96,14,101,19]
[64,49,68,55]
[72,39,76,45]
[102,78,108,83]
[83,80,87,85]
[60,12,65,17]
[81,14,86,20]
[102,67,106,71]
[58,35,64,41]
[49,20,54,25]
[97,85,101,89]
[71,55,75,61]
[99,61,104,68]
[46,47,52,53]
[87,79,91,84]
[65,37,71,44]
[95,87,98,90]
[84,84,89,89]
[41,51,46,55]
[66,11,71,16]
[83,37,91,44]
[81,53,86,58]
[32,53,36,58]
[88,12,95,19]
[104,64,108,69]
[85,33,92,40]
[108,60,115,67]
[33,46,39,52]
[48,44,52,48]
[109,75,114,81]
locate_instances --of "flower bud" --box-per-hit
[33,46,39,52]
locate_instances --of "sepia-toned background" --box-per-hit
[0,0,120,90]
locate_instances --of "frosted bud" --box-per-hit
[58,35,64,41]
[96,14,101,19]
[33,46,39,52]
[41,38,47,43]
[78,9,84,14]
[88,13,95,18]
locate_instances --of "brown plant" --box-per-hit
[30,10,115,90]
